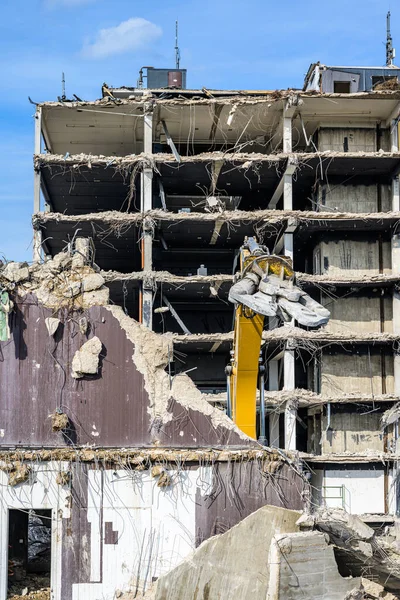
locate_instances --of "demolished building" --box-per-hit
[2,57,400,598]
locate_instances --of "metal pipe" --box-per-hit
[225,365,232,419]
[258,360,267,445]
[325,403,331,432]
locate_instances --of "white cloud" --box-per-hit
[82,17,162,59]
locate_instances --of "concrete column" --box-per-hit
[283,117,292,154]
[283,166,296,449]
[284,348,296,451]
[392,179,400,402]
[141,166,153,329]
[283,173,292,210]
[391,119,399,152]
[140,106,154,329]
[33,107,42,262]
[269,413,280,448]
[33,229,42,263]
[268,359,280,447]
[72,237,92,267]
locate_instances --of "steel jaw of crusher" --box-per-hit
[229,260,330,328]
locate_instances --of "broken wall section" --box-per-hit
[0,252,252,448]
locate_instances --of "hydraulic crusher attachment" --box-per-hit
[225,237,330,440]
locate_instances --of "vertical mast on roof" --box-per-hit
[175,20,181,69]
[61,72,66,101]
[386,11,396,66]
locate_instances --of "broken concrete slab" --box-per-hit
[2,261,29,283]
[0,290,12,341]
[71,336,102,379]
[45,317,61,337]
[312,508,400,593]
[79,288,109,307]
[81,273,105,292]
[267,531,359,600]
[154,505,301,600]
[154,505,363,600]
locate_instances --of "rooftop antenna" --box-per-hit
[175,20,181,69]
[386,11,396,66]
[61,72,66,101]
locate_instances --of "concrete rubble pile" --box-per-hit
[144,505,400,600]
[0,251,109,313]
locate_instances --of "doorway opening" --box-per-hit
[7,509,51,599]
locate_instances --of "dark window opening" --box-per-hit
[8,509,51,598]
[334,81,351,93]
[372,75,399,89]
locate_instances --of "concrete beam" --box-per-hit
[268,160,297,209]
[273,218,298,255]
[161,119,181,162]
[162,295,191,334]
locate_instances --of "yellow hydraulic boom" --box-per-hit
[227,237,329,441]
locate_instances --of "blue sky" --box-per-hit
[0,0,397,261]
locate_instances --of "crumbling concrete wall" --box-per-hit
[154,505,301,600]
[321,352,394,396]
[322,295,393,334]
[321,409,383,453]
[317,184,391,213]
[318,128,377,152]
[0,252,252,448]
[0,461,306,600]
[154,505,360,600]
[313,239,391,276]
[267,531,359,600]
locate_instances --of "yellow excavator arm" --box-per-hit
[230,306,264,439]
[227,237,330,441]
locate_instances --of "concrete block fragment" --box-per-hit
[267,531,359,600]
[72,238,92,267]
[2,261,29,283]
[71,336,102,379]
[51,411,69,431]
[45,317,61,337]
[82,273,105,292]
[80,288,110,307]
[8,463,30,487]
[64,281,81,297]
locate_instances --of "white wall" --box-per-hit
[312,468,385,514]
[0,462,213,600]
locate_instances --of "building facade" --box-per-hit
[2,69,400,597]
